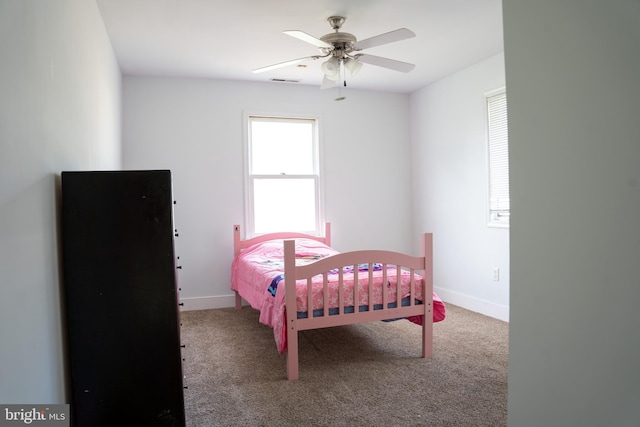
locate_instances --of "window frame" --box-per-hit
[243,112,324,238]
[485,88,510,228]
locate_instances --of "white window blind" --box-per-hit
[487,90,510,227]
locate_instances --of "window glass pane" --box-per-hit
[253,178,317,234]
[250,119,315,175]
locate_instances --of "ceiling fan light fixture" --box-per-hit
[324,72,340,81]
[321,57,341,78]
[344,57,363,76]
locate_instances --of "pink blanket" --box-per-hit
[231,238,446,353]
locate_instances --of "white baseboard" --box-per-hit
[434,287,509,322]
[179,295,239,311]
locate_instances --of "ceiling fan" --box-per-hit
[252,16,416,89]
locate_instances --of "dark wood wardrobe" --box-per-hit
[61,170,185,427]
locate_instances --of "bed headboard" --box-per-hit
[233,223,331,257]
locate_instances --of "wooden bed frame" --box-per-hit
[233,223,433,380]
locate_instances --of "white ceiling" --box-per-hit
[96,0,504,94]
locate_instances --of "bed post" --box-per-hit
[284,239,300,380]
[422,232,434,358]
[234,225,243,310]
[324,222,331,247]
[233,224,241,257]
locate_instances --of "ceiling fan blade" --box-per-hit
[320,75,338,89]
[252,56,319,73]
[355,54,415,73]
[353,28,415,50]
[284,30,333,49]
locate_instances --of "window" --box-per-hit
[245,115,322,236]
[486,89,510,227]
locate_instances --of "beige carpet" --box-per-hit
[180,303,508,426]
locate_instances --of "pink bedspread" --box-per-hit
[231,238,446,354]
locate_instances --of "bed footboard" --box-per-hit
[284,233,434,380]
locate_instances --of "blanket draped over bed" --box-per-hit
[231,237,446,354]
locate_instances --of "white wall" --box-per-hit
[122,77,413,310]
[0,0,121,403]
[410,54,509,321]
[504,0,640,425]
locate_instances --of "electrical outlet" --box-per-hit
[493,267,500,281]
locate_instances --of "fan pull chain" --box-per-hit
[335,64,346,101]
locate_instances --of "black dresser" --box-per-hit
[61,170,185,427]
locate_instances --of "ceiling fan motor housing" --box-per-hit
[319,32,357,56]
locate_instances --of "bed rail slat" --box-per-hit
[410,268,415,306]
[353,266,359,314]
[323,273,329,317]
[307,278,313,318]
[396,265,401,307]
[338,268,345,315]
[382,263,388,309]
[368,264,374,312]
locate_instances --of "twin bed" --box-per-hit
[231,223,446,380]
